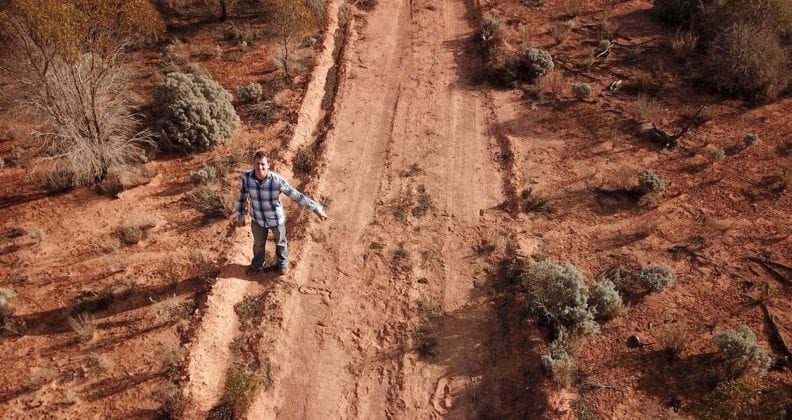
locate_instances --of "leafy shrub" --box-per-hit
[713,325,772,375]
[572,83,592,99]
[118,225,145,244]
[521,259,599,336]
[541,339,573,386]
[711,147,726,160]
[0,288,17,330]
[693,376,791,419]
[221,364,264,417]
[190,163,218,185]
[638,170,666,194]
[523,48,555,80]
[589,279,622,319]
[704,23,789,102]
[654,323,693,359]
[293,146,316,178]
[744,133,759,146]
[480,15,503,44]
[189,187,233,219]
[154,72,240,152]
[235,83,263,103]
[156,382,185,418]
[247,100,282,124]
[638,263,675,292]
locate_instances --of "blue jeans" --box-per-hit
[251,222,288,269]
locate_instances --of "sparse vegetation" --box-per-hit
[519,259,599,336]
[541,338,574,386]
[235,83,263,103]
[411,184,432,217]
[711,147,726,161]
[692,375,791,419]
[630,94,662,122]
[713,325,772,375]
[293,146,317,177]
[654,323,693,359]
[589,279,622,320]
[117,224,145,245]
[638,263,675,292]
[68,312,96,341]
[413,326,438,357]
[1,288,18,332]
[572,82,592,100]
[479,15,503,45]
[156,382,185,418]
[190,163,218,185]
[154,72,240,152]
[743,133,759,146]
[219,363,265,418]
[671,28,698,57]
[189,187,234,219]
[520,188,553,213]
[638,170,666,194]
[0,0,164,187]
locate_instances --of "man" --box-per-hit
[235,150,328,275]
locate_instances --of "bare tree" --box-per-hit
[0,0,164,186]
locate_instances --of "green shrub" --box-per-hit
[744,133,759,146]
[638,263,675,292]
[572,82,592,99]
[638,170,666,193]
[117,225,145,245]
[589,279,622,319]
[222,364,263,417]
[190,164,218,185]
[293,146,316,178]
[155,72,240,152]
[247,100,282,124]
[541,339,573,386]
[0,288,16,330]
[523,48,555,80]
[480,15,503,44]
[521,259,599,336]
[235,83,263,103]
[713,325,772,375]
[693,376,791,419]
[704,23,789,102]
[189,187,233,219]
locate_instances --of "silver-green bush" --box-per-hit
[638,169,666,193]
[235,83,263,103]
[638,263,675,292]
[541,339,573,386]
[714,325,772,374]
[155,72,240,152]
[572,83,592,99]
[590,279,623,319]
[521,259,599,336]
[191,164,218,185]
[523,47,555,79]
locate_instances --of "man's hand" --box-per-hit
[317,211,329,222]
[235,219,246,228]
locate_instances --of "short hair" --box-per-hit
[253,150,268,161]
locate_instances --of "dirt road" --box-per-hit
[186,0,533,417]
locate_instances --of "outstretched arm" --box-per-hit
[279,177,329,221]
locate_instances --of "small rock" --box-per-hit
[627,335,643,348]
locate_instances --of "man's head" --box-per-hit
[253,150,269,178]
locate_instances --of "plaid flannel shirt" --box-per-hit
[236,170,322,228]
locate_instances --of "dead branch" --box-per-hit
[746,256,792,286]
[760,303,792,359]
[553,57,602,82]
[647,105,706,149]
